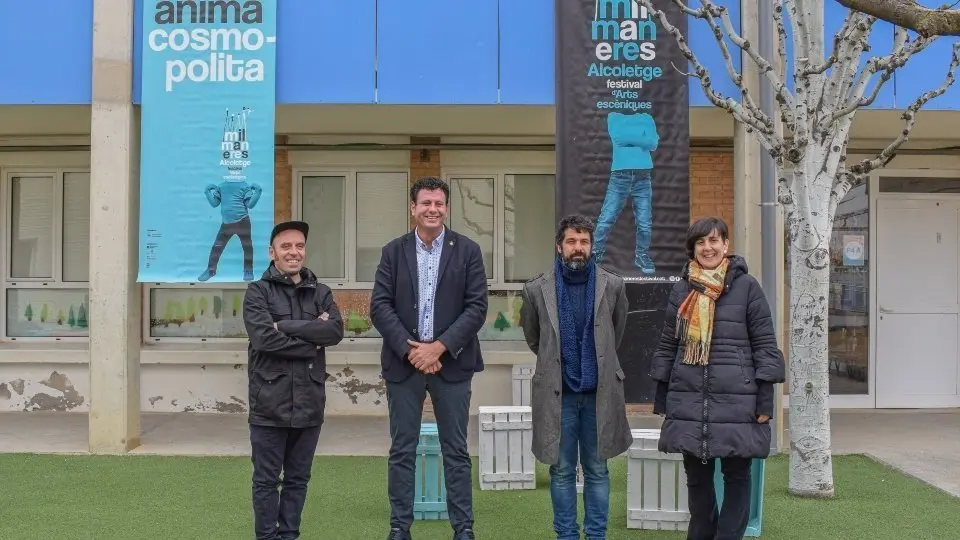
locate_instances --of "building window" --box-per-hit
[2,171,90,340]
[141,169,557,343]
[142,170,411,341]
[784,182,869,395]
[447,172,557,341]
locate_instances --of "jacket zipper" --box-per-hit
[700,363,709,461]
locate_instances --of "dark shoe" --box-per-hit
[635,253,656,274]
[198,270,215,282]
[387,528,411,540]
[454,528,475,540]
[243,270,254,281]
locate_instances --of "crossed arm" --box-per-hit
[242,284,344,361]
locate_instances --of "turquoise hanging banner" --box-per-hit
[138,0,277,283]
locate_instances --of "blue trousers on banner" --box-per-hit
[592,169,654,273]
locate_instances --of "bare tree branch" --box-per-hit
[701,0,797,116]
[849,41,960,174]
[831,28,933,122]
[683,0,775,130]
[835,0,960,37]
[637,0,787,154]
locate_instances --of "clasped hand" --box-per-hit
[407,339,444,374]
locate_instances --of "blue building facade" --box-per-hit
[2,0,955,108]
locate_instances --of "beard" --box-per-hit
[562,252,589,270]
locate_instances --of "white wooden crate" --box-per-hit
[626,428,690,531]
[509,366,584,492]
[478,406,536,490]
[511,364,535,406]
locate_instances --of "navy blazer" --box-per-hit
[370,229,489,383]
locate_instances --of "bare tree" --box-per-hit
[636,0,960,498]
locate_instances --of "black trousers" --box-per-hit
[250,424,322,540]
[206,216,253,273]
[682,453,752,540]
[386,371,473,534]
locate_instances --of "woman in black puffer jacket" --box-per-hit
[650,217,785,540]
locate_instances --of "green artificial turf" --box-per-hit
[0,453,954,539]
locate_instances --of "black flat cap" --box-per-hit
[270,220,309,244]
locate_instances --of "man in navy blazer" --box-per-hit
[370,176,488,540]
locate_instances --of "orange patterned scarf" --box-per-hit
[676,258,729,366]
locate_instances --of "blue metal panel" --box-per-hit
[499,0,554,105]
[377,0,499,104]
[894,35,960,110]
[276,0,376,103]
[687,0,741,106]
[0,0,93,104]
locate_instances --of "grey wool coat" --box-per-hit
[520,265,634,465]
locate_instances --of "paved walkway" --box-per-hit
[1,409,957,496]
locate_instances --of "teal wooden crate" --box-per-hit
[713,457,765,536]
[414,423,448,520]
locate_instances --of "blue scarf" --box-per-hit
[555,256,598,392]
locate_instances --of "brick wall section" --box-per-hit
[689,150,735,234]
[275,135,292,222]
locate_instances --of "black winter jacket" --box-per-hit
[649,255,785,460]
[242,265,344,428]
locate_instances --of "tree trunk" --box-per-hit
[785,168,836,498]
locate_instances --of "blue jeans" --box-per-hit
[550,392,610,540]
[593,169,653,264]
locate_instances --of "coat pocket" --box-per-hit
[251,370,290,420]
[737,349,751,384]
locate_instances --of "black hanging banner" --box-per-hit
[555,0,690,402]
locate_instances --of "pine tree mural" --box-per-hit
[232,295,241,317]
[213,296,222,319]
[24,304,33,322]
[199,296,208,316]
[77,303,88,328]
[187,297,197,323]
[68,306,76,327]
[57,310,65,326]
[40,304,49,323]
[494,312,511,331]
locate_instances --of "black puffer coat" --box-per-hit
[649,255,785,460]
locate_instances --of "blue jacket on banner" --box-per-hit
[608,112,659,171]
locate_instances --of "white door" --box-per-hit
[876,198,960,408]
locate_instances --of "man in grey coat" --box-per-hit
[520,214,633,540]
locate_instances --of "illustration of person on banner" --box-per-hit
[592,111,660,274]
[199,107,263,282]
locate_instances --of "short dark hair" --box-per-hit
[685,217,729,259]
[410,176,450,204]
[555,214,595,245]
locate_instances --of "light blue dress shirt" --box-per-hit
[415,227,445,341]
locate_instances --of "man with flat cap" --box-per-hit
[242,220,345,540]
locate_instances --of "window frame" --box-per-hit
[442,166,557,291]
[1,168,91,343]
[293,166,413,289]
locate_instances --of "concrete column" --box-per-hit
[733,0,763,273]
[88,0,141,453]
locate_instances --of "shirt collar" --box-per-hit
[415,226,446,251]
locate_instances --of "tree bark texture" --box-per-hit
[784,164,836,497]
